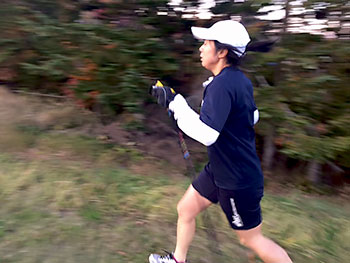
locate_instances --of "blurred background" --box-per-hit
[0,1,349,262]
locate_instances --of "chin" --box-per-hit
[202,64,210,71]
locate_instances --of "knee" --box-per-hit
[176,200,195,221]
[176,200,187,217]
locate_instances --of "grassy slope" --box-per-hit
[0,88,350,263]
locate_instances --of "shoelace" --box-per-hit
[159,254,172,260]
[160,250,173,261]
[160,250,186,263]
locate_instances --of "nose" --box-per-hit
[199,43,204,52]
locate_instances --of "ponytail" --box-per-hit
[246,39,277,53]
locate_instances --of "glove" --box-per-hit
[168,94,189,120]
[149,80,176,108]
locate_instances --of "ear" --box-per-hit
[217,48,228,59]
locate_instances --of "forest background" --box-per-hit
[0,0,350,263]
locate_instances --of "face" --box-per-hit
[199,40,220,71]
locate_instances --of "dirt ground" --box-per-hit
[93,103,208,171]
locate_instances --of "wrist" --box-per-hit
[169,94,188,118]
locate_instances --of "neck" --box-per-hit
[211,60,230,76]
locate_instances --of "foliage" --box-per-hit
[211,0,271,16]
[247,33,350,173]
[0,0,349,183]
[0,0,197,115]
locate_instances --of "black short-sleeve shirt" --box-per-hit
[200,66,263,190]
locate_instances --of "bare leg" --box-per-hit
[236,224,293,263]
[173,185,212,262]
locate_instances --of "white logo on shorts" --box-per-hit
[230,198,244,227]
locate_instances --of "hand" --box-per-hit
[149,81,176,108]
[168,94,188,120]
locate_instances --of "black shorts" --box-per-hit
[192,164,264,230]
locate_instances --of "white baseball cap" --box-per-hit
[191,20,251,57]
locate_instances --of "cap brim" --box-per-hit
[191,26,214,40]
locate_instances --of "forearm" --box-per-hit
[169,95,219,146]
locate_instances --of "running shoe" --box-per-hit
[149,252,186,263]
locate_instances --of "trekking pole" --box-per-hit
[150,80,222,261]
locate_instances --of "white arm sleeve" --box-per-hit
[169,94,219,146]
[254,109,259,125]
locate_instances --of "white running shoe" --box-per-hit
[149,252,186,263]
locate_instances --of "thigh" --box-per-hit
[192,163,219,204]
[177,185,213,219]
[218,187,263,230]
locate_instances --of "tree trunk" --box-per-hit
[262,126,275,172]
[307,160,321,184]
[283,0,290,34]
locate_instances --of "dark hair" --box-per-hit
[214,39,277,66]
[214,41,241,66]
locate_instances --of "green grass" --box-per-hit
[1,91,350,262]
[1,136,350,263]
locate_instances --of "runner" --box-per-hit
[149,20,293,263]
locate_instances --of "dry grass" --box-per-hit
[0,87,97,152]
